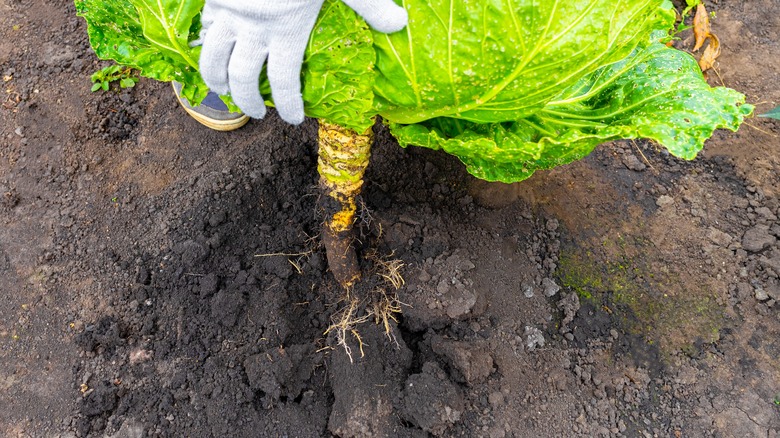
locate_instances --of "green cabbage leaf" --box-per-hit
[75,0,753,182]
[388,39,753,181]
[372,0,674,124]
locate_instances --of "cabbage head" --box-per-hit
[75,0,753,182]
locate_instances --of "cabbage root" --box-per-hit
[317,121,373,288]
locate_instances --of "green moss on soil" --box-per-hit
[557,238,724,356]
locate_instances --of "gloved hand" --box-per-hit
[198,0,408,124]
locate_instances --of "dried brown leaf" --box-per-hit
[693,3,711,51]
[698,33,721,72]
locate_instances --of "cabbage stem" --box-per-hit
[317,121,373,288]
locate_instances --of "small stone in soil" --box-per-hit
[524,326,545,351]
[656,195,675,208]
[622,153,647,171]
[759,256,780,276]
[522,282,535,298]
[542,278,561,297]
[742,225,776,253]
[707,227,733,247]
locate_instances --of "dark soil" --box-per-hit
[1,1,779,437]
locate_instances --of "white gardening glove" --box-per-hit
[199,0,408,124]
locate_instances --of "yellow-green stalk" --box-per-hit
[317,121,373,288]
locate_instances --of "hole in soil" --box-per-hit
[399,418,420,430]
[252,390,267,406]
[397,314,427,374]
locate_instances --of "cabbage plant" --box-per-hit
[75,0,752,288]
